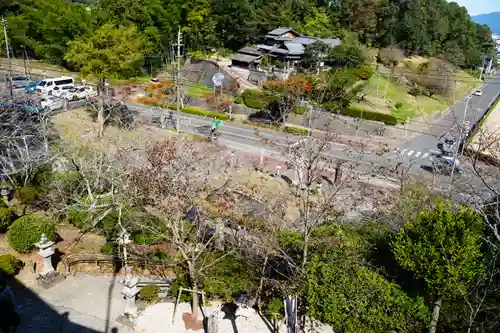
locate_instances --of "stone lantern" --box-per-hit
[35,233,55,276]
[118,231,140,319]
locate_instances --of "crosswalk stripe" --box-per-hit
[400,148,408,154]
[414,152,421,158]
[407,150,414,156]
[422,152,429,159]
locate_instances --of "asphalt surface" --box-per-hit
[391,73,500,163]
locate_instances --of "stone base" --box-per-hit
[115,314,136,329]
[36,271,66,289]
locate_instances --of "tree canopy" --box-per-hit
[0,0,495,75]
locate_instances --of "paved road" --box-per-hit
[387,74,500,164]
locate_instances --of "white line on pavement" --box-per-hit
[414,152,421,158]
[422,152,429,159]
[407,150,414,156]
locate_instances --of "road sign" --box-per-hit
[212,73,224,87]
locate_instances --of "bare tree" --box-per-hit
[128,139,236,316]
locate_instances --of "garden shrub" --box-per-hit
[284,126,309,136]
[180,107,229,120]
[323,103,398,125]
[0,207,16,233]
[100,242,115,255]
[8,215,56,253]
[15,186,41,205]
[242,89,276,109]
[291,106,307,115]
[139,284,160,303]
[101,212,119,241]
[150,251,169,262]
[233,96,243,104]
[0,254,24,275]
[67,209,86,229]
[132,232,163,245]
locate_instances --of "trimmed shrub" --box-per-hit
[324,103,398,126]
[139,284,160,303]
[0,254,24,275]
[284,126,310,136]
[180,107,229,120]
[132,232,163,245]
[0,207,16,233]
[15,186,40,205]
[150,251,169,262]
[242,89,277,109]
[67,209,86,229]
[233,96,243,104]
[292,106,307,115]
[8,216,56,253]
[100,242,115,254]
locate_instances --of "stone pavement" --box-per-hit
[12,273,135,333]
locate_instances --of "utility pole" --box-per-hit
[175,26,183,133]
[2,16,13,99]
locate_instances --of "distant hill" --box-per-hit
[472,12,500,34]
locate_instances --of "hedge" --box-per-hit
[242,89,276,109]
[180,107,229,120]
[323,103,398,126]
[0,207,16,233]
[292,106,307,115]
[284,126,310,136]
[8,216,56,253]
[139,284,159,303]
[132,231,163,245]
[0,254,24,275]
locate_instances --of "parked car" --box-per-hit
[40,96,65,111]
[51,85,75,98]
[63,86,97,101]
[473,89,483,96]
[24,80,40,93]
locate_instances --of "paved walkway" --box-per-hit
[12,274,135,333]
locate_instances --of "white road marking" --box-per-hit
[407,150,415,156]
[422,152,429,159]
[400,148,408,155]
[414,152,421,158]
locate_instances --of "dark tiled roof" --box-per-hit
[232,53,261,63]
[237,47,263,56]
[293,36,319,45]
[284,42,305,54]
[267,27,299,36]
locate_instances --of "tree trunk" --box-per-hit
[188,262,200,318]
[429,297,442,333]
[301,233,310,268]
[97,78,105,139]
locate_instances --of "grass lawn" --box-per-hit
[186,84,215,98]
[358,70,481,122]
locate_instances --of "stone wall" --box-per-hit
[182,60,240,92]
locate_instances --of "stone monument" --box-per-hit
[35,233,65,288]
[119,231,140,319]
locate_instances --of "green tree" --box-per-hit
[65,24,149,138]
[391,202,484,333]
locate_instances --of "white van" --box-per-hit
[36,77,74,96]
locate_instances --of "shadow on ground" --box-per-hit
[0,268,121,333]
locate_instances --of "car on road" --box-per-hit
[63,86,97,101]
[40,96,65,111]
[432,155,463,176]
[51,85,75,98]
[8,76,30,89]
[473,89,483,96]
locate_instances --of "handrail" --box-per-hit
[63,252,170,273]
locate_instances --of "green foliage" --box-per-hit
[291,106,307,115]
[7,216,56,253]
[65,24,150,78]
[305,252,430,332]
[201,252,258,301]
[67,209,86,229]
[0,254,24,276]
[266,297,284,320]
[139,284,160,303]
[15,186,41,205]
[233,96,243,104]
[180,107,229,120]
[328,43,366,68]
[100,242,115,254]
[391,201,484,298]
[324,103,398,125]
[283,126,309,136]
[0,207,16,234]
[132,232,163,245]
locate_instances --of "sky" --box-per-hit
[448,0,500,16]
